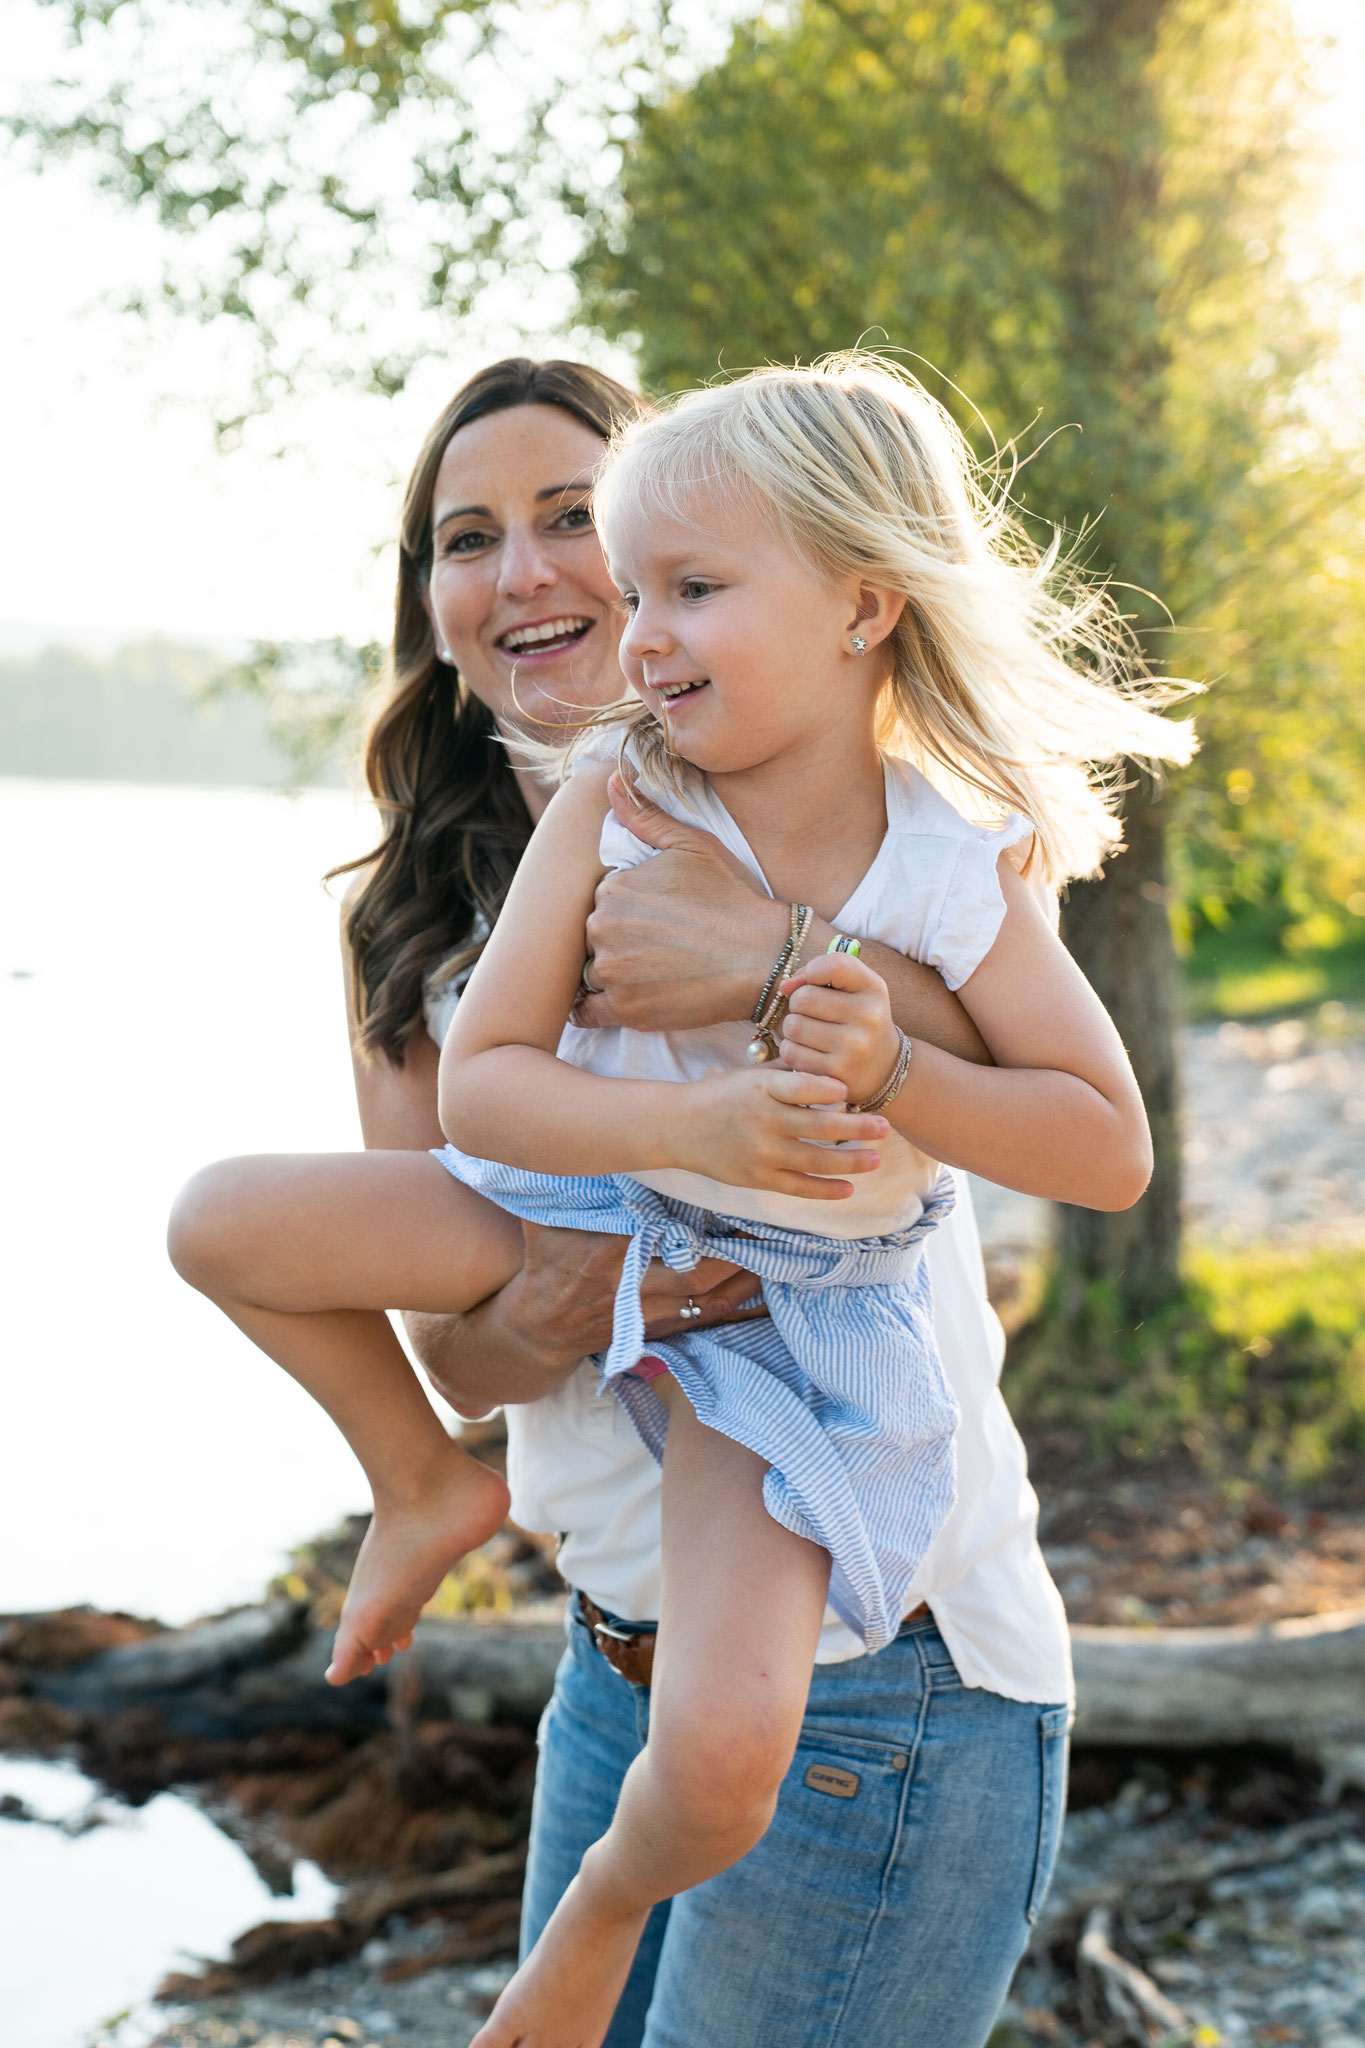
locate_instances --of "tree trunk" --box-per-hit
[1052,0,1183,1315]
[1056,776,1183,1315]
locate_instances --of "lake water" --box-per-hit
[0,1755,339,2048]
[1,777,384,1624]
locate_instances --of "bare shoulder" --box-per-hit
[523,760,615,867]
[544,758,614,822]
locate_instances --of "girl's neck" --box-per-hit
[705,730,888,919]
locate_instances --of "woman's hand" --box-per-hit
[779,953,903,1106]
[411,1222,765,1414]
[576,775,790,1031]
[498,1222,764,1357]
[669,1067,889,1201]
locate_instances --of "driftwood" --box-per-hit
[1071,1603,1365,1791]
[11,1599,1365,1785]
[1076,1904,1188,2045]
[17,1602,566,1737]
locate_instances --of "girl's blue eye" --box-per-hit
[621,593,640,613]
[682,579,717,600]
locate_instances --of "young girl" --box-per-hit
[170,357,1191,2048]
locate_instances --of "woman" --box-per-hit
[342,356,1072,2048]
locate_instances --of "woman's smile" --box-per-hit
[495,613,599,662]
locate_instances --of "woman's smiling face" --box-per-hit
[427,403,625,733]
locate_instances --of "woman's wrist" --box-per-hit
[720,896,810,1022]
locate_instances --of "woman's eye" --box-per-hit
[444,529,493,555]
[557,503,595,533]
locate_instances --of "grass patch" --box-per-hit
[1008,1243,1365,1486]
[1184,909,1365,1021]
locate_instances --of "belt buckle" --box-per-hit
[591,1618,654,1689]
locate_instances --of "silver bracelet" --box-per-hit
[853,1029,913,1113]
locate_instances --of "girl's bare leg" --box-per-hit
[168,1152,525,1682]
[471,1378,832,2048]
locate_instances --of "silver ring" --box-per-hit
[580,960,603,996]
[679,1297,702,1321]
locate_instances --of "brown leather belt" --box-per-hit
[577,1592,930,1690]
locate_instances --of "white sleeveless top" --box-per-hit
[426,753,1073,1702]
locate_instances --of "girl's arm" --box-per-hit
[782,857,1152,1212]
[439,764,890,1200]
[343,893,765,1414]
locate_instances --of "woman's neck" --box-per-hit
[498,723,556,825]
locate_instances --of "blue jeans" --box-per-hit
[522,1601,1069,2048]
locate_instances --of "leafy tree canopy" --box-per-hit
[577,0,1365,949]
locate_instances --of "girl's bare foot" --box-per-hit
[469,1868,648,2048]
[326,1448,510,1684]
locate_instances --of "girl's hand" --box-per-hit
[779,952,903,1106]
[669,1066,888,1201]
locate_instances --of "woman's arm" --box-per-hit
[782,858,1152,1211]
[574,778,992,1064]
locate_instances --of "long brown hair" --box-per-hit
[336,358,649,1064]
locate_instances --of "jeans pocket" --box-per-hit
[1027,1705,1071,1924]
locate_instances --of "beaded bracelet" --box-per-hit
[852,1028,913,1113]
[747,903,813,1064]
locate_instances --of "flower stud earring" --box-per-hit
[850,634,868,656]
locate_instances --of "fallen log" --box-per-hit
[12,1600,1365,1786]
[1071,1603,1365,1791]
[22,1602,567,1738]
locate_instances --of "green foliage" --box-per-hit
[1008,1243,1365,1485]
[214,636,377,785]
[5,0,676,417]
[578,0,1365,947]
[1185,911,1365,1021]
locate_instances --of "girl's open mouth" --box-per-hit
[497,615,595,659]
[656,679,711,711]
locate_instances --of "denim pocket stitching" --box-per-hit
[1026,1705,1070,1925]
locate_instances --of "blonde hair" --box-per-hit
[563,353,1197,885]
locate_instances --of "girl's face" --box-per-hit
[427,404,625,733]
[607,488,886,779]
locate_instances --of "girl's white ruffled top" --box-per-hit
[427,753,1073,1700]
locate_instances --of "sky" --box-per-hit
[0,0,1361,656]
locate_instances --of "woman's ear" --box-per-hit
[847,581,905,655]
[420,585,453,665]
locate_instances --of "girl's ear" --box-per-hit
[848,581,905,655]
